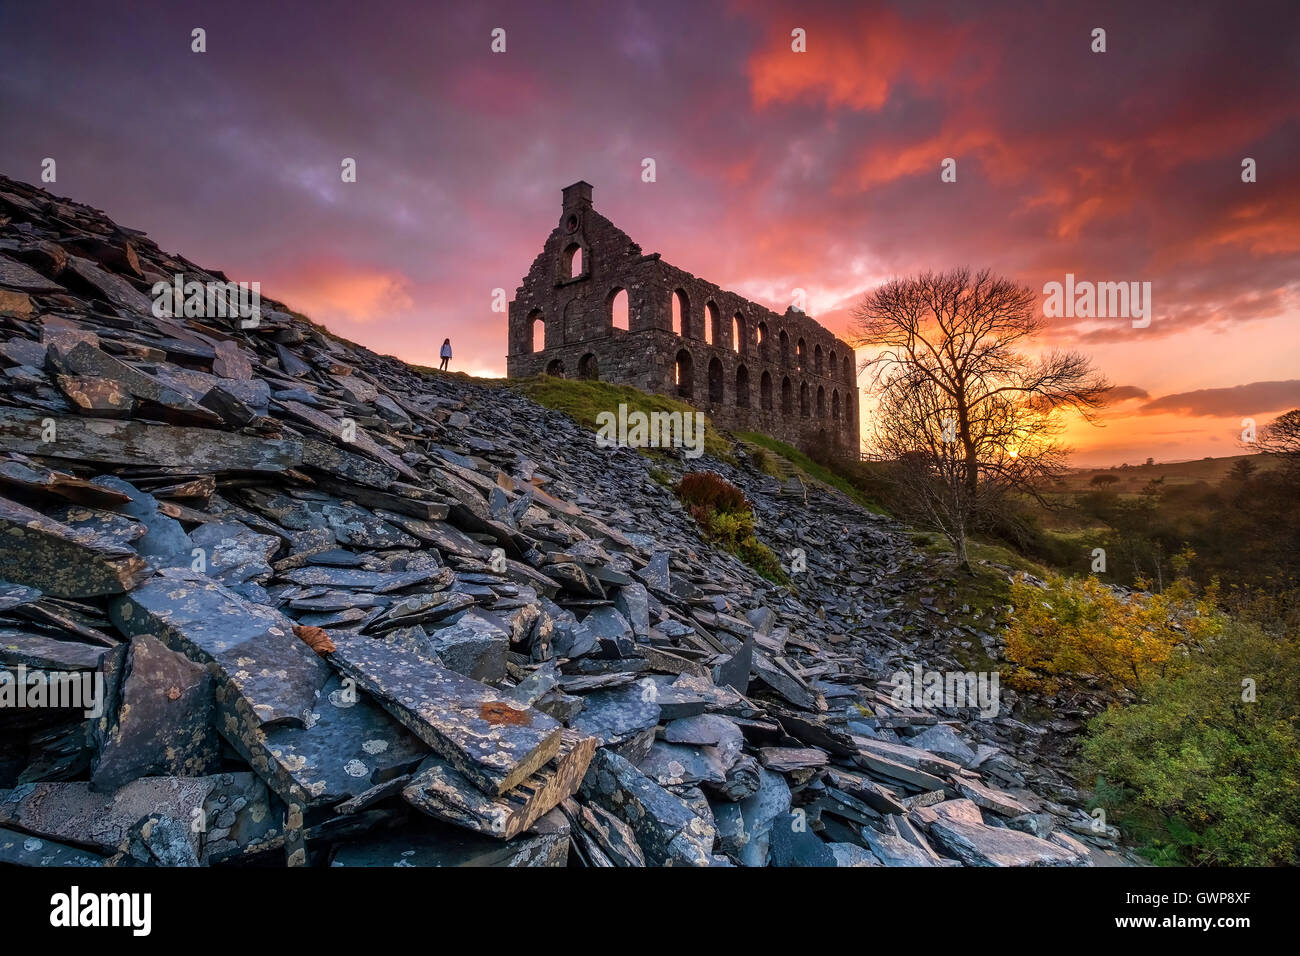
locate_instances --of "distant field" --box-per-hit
[1058,453,1276,493]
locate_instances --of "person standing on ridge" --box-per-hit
[439,338,452,371]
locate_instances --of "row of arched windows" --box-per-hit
[538,348,853,431]
[525,288,856,386]
[668,289,851,381]
[673,349,852,423]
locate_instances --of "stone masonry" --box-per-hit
[507,182,860,458]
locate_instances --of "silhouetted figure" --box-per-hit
[439,338,452,371]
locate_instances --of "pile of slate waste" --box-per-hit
[0,175,1132,867]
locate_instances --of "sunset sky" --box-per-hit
[3,0,1298,466]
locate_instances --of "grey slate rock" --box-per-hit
[612,582,650,639]
[425,611,510,682]
[580,748,714,867]
[711,765,791,866]
[713,633,753,693]
[638,741,729,788]
[0,494,149,598]
[916,799,1090,867]
[769,812,836,867]
[572,683,661,746]
[331,811,570,867]
[0,826,108,866]
[90,633,219,792]
[328,631,561,796]
[217,674,428,810]
[908,722,978,767]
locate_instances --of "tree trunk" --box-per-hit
[955,528,972,573]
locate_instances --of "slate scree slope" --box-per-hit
[0,174,1123,867]
[508,182,860,458]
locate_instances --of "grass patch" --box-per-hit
[737,431,886,513]
[747,444,782,478]
[913,532,1053,581]
[906,533,1058,670]
[512,376,734,462]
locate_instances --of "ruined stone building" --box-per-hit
[506,182,860,458]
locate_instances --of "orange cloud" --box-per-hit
[746,4,970,111]
[274,264,415,325]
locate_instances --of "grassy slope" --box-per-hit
[737,431,887,513]
[510,376,735,462]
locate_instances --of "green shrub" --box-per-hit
[1081,620,1300,865]
[748,446,779,477]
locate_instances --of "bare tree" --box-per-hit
[852,268,1109,569]
[1256,409,1300,478]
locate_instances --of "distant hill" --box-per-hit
[1062,453,1277,492]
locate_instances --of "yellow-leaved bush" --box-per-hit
[1004,572,1223,695]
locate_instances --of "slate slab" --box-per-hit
[0,494,149,598]
[328,632,562,795]
[330,809,570,867]
[0,827,108,867]
[425,611,509,682]
[217,674,428,809]
[572,683,661,746]
[915,799,1089,867]
[90,633,220,792]
[110,569,331,728]
[403,729,596,840]
[580,748,714,867]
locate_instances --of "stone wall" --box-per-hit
[506,182,860,458]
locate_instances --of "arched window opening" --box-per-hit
[760,371,773,410]
[843,355,852,382]
[529,309,545,353]
[816,385,825,418]
[781,377,793,415]
[578,353,599,380]
[799,381,810,418]
[708,357,724,404]
[675,349,694,399]
[705,302,719,346]
[832,389,840,420]
[736,365,750,407]
[797,338,807,370]
[563,244,584,279]
[779,330,791,367]
[732,314,746,354]
[546,359,565,377]
[672,289,688,337]
[610,288,629,332]
[814,344,823,375]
